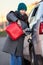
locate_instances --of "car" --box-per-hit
[24,1,43,65]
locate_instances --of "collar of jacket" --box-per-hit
[14,11,28,22]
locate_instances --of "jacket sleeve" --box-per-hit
[20,21,31,35]
[20,20,28,29]
[6,11,18,22]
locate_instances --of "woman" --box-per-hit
[3,3,29,65]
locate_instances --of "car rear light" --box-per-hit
[39,22,43,34]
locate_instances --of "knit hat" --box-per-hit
[18,3,27,11]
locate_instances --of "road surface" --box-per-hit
[0,37,10,65]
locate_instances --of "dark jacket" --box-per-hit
[3,11,29,56]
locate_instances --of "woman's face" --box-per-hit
[20,10,26,15]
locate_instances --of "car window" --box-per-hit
[31,6,39,17]
[29,5,39,29]
[28,5,39,23]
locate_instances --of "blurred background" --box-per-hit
[0,0,40,36]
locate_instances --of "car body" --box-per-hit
[28,1,43,57]
[24,1,43,65]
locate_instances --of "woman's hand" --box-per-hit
[23,28,32,35]
[24,28,30,31]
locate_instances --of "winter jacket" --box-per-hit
[3,11,29,56]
